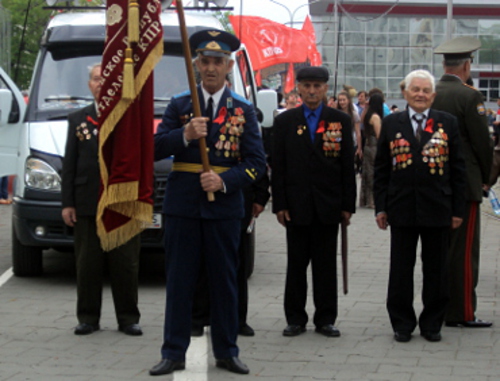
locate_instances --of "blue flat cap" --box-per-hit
[189,29,241,57]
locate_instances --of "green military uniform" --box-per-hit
[432,37,493,325]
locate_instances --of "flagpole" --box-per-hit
[176,0,215,202]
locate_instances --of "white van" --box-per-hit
[0,10,276,276]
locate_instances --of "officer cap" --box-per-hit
[189,29,241,58]
[434,36,481,60]
[296,66,330,83]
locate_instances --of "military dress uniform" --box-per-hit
[154,84,266,362]
[62,104,141,330]
[271,90,356,331]
[374,108,466,335]
[432,37,493,325]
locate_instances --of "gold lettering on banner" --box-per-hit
[136,21,162,53]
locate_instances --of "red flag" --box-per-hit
[97,0,163,251]
[284,64,295,94]
[230,15,309,70]
[302,16,322,66]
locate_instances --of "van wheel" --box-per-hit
[12,224,43,277]
[245,228,256,279]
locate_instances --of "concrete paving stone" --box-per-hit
[379,363,453,377]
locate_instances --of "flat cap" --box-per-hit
[434,36,481,60]
[190,29,240,58]
[296,66,329,83]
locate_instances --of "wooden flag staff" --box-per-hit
[176,0,215,201]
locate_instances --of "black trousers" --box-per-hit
[387,226,450,333]
[284,220,338,327]
[446,201,480,322]
[74,216,140,327]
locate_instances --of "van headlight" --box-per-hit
[25,158,61,191]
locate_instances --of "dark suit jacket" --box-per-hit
[154,85,266,220]
[271,105,356,226]
[432,74,492,201]
[62,104,100,217]
[374,109,466,227]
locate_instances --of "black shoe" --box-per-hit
[239,323,255,337]
[149,359,185,376]
[420,331,442,342]
[119,323,143,336]
[215,357,250,375]
[191,325,204,337]
[315,324,341,337]
[394,331,412,342]
[283,324,306,337]
[74,323,100,335]
[445,318,492,328]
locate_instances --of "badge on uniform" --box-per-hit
[477,103,486,116]
[297,125,306,135]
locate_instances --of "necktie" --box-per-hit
[412,114,424,142]
[307,112,316,141]
[205,97,214,131]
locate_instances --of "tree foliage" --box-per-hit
[214,10,233,34]
[3,0,104,90]
[3,0,51,89]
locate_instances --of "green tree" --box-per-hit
[214,10,234,34]
[3,0,104,89]
[3,0,51,89]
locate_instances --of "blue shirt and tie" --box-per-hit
[303,103,323,142]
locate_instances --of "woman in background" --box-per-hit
[360,93,384,208]
[337,91,362,161]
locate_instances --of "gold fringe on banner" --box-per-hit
[97,39,164,251]
[122,48,135,100]
[128,0,140,44]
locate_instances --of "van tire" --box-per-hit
[12,224,43,277]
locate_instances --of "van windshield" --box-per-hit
[33,53,189,121]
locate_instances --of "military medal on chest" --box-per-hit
[214,98,244,158]
[421,123,449,175]
[390,132,412,170]
[321,121,342,157]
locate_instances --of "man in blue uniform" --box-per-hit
[149,29,266,376]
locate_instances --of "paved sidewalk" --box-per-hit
[0,190,499,380]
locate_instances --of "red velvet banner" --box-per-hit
[230,15,309,71]
[97,0,163,251]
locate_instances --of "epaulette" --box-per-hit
[462,82,478,91]
[172,89,191,99]
[230,91,252,106]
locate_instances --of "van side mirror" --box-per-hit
[256,89,278,128]
[0,89,13,125]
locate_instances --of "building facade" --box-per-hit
[310,0,500,100]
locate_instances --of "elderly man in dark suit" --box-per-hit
[374,69,466,343]
[62,64,142,336]
[149,29,266,376]
[271,66,356,339]
[431,37,494,328]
